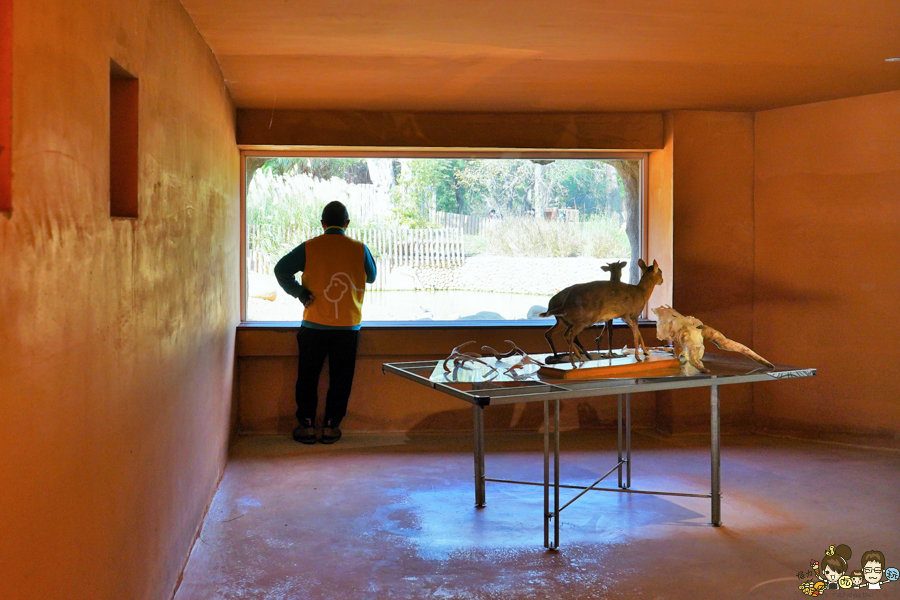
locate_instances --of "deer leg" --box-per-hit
[593,322,609,356]
[562,323,579,366]
[562,323,575,365]
[575,326,592,362]
[573,334,590,361]
[594,320,615,356]
[623,316,646,361]
[563,318,589,364]
[565,324,590,366]
[634,324,647,358]
[637,326,649,359]
[606,319,613,355]
[594,323,605,348]
[544,319,564,357]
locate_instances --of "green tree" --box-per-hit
[526,159,623,216]
[434,160,472,214]
[456,159,533,215]
[390,159,441,227]
[608,160,642,283]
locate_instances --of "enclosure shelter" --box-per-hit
[1,0,899,598]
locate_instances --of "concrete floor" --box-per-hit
[175,431,900,600]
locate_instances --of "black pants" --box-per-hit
[295,326,360,425]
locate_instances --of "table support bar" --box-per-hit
[484,477,712,499]
[558,460,624,513]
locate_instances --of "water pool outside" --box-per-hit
[247,289,551,322]
[245,255,632,323]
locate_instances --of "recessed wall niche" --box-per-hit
[0,0,11,213]
[109,60,138,219]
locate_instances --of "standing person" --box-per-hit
[274,201,376,444]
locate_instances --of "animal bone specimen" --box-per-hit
[481,340,530,360]
[652,306,774,373]
[502,354,544,375]
[541,259,664,365]
[481,340,544,375]
[442,341,498,373]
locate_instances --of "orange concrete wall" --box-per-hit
[0,1,238,599]
[661,111,757,432]
[0,0,10,211]
[753,91,900,437]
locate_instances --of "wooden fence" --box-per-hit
[248,225,465,290]
[428,209,494,236]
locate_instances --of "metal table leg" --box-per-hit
[710,383,721,526]
[625,392,632,489]
[543,397,561,550]
[473,403,485,507]
[543,400,549,548]
[553,398,560,549]
[617,394,623,488]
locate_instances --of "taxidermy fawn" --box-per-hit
[601,260,627,281]
[540,259,663,365]
[595,260,627,354]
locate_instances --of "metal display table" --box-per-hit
[383,352,815,549]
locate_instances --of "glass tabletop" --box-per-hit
[383,351,816,406]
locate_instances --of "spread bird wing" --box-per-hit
[699,326,774,368]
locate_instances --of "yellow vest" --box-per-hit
[301,232,367,327]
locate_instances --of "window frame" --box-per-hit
[240,148,650,326]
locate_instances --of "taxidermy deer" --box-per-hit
[652,306,774,373]
[595,261,628,355]
[541,259,664,365]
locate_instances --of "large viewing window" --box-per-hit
[243,153,646,323]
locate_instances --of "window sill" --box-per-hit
[236,319,658,358]
[238,319,656,330]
